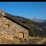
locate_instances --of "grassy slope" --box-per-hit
[0,33,28,44]
[0,33,46,44]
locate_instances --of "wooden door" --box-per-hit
[19,32,24,38]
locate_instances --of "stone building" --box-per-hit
[0,10,30,42]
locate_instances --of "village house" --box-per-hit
[0,10,30,42]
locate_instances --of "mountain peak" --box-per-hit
[30,17,45,23]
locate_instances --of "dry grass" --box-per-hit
[0,34,20,44]
[1,33,46,44]
[29,37,46,44]
[0,33,28,44]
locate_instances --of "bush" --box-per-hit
[23,19,35,36]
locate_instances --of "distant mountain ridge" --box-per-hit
[30,17,46,25]
[42,20,46,25]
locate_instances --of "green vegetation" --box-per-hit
[23,19,35,37]
[19,38,22,42]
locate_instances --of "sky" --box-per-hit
[0,2,46,20]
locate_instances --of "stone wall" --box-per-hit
[0,16,29,42]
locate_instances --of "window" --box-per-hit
[5,24,9,28]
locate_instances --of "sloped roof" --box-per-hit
[2,13,30,30]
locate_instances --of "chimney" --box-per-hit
[0,10,6,16]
